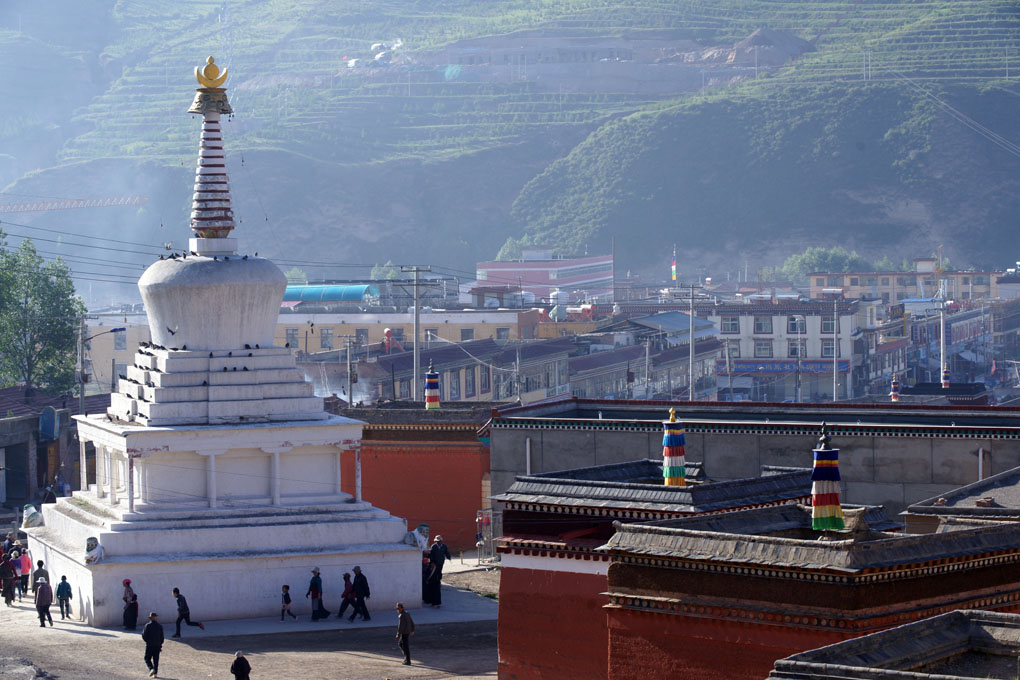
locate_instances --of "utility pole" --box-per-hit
[644,339,651,398]
[400,266,438,401]
[833,296,839,402]
[672,283,703,400]
[78,318,87,417]
[724,339,735,402]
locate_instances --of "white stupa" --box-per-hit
[26,58,419,626]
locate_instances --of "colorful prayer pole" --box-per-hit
[889,374,900,402]
[811,424,844,530]
[424,360,440,410]
[941,363,950,389]
[662,407,686,487]
[671,246,677,282]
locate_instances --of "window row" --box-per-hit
[719,316,838,335]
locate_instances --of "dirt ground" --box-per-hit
[443,569,500,600]
[0,601,496,680]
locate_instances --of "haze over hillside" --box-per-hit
[1,0,1019,303]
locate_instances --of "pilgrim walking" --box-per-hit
[123,578,139,629]
[349,565,371,621]
[171,587,204,637]
[142,611,164,678]
[396,602,415,665]
[424,534,452,607]
[34,577,53,627]
[306,567,330,620]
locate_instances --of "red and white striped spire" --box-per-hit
[187,57,236,255]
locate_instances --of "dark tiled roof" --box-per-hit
[769,610,1020,679]
[532,459,704,483]
[907,464,1020,518]
[0,386,108,419]
[337,401,501,425]
[603,505,1016,571]
[493,465,807,514]
[370,339,501,374]
[569,345,645,373]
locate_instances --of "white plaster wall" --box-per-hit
[30,540,420,627]
[146,451,207,504]
[279,447,338,497]
[216,451,270,498]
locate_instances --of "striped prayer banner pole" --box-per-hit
[811,423,844,531]
[889,374,900,402]
[941,363,950,389]
[662,407,686,487]
[424,360,440,410]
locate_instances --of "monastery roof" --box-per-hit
[769,610,1020,679]
[906,464,1020,519]
[492,463,812,515]
[602,505,1018,572]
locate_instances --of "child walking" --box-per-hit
[281,584,297,621]
[338,572,356,619]
[56,575,72,619]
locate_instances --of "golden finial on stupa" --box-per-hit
[668,407,676,422]
[195,56,228,89]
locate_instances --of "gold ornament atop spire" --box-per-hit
[195,56,228,89]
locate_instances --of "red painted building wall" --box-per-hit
[499,566,609,680]
[341,438,489,551]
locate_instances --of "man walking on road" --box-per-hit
[32,559,49,594]
[170,587,204,638]
[34,576,53,627]
[306,567,329,621]
[396,602,415,665]
[349,565,371,621]
[142,612,164,678]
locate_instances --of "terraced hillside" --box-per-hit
[1,0,1019,296]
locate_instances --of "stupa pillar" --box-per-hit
[78,435,88,493]
[95,445,106,499]
[109,450,120,506]
[264,446,291,505]
[335,449,342,494]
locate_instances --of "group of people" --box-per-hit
[1,535,74,628]
[121,579,205,637]
[303,565,371,622]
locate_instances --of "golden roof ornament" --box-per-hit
[195,56,228,89]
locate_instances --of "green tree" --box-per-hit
[370,260,399,280]
[781,246,873,282]
[0,239,85,394]
[872,255,900,271]
[284,266,308,284]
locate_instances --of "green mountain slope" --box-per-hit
[1,0,1019,294]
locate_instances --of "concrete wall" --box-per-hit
[490,426,1019,516]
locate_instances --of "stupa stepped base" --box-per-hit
[27,493,421,627]
[109,346,324,426]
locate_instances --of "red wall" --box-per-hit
[499,566,608,680]
[607,609,851,680]
[341,440,489,551]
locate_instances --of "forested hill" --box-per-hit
[1,1,1019,299]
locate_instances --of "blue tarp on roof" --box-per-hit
[283,284,380,303]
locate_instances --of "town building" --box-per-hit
[601,504,1020,680]
[568,339,722,400]
[769,609,1020,680]
[476,247,614,303]
[26,59,419,626]
[492,460,813,680]
[808,258,1002,303]
[704,301,858,401]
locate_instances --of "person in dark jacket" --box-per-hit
[396,602,415,665]
[0,554,15,606]
[142,611,164,678]
[34,576,53,627]
[170,587,204,637]
[349,565,371,621]
[32,560,49,594]
[280,584,297,620]
[424,535,452,607]
[230,651,251,680]
[56,575,72,619]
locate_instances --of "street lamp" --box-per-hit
[78,326,126,416]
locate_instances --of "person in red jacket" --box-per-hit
[337,572,356,619]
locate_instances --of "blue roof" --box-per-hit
[283,284,380,303]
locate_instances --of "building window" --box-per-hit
[961,276,970,285]
[496,327,510,340]
[113,330,127,351]
[465,367,476,397]
[390,327,405,342]
[355,328,369,346]
[815,278,825,286]
[114,363,127,387]
[754,340,773,358]
[788,340,805,358]
[882,292,890,303]
[881,277,890,286]
[320,327,334,350]
[399,379,410,399]
[461,328,475,341]
[850,278,859,286]
[974,275,989,285]
[821,316,838,334]
[720,316,740,334]
[286,328,299,347]
[448,369,460,400]
[787,316,805,334]
[753,316,773,334]
[425,328,439,344]
[827,276,842,286]
[897,292,908,300]
[725,340,740,358]
[822,339,838,358]
[480,366,491,393]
